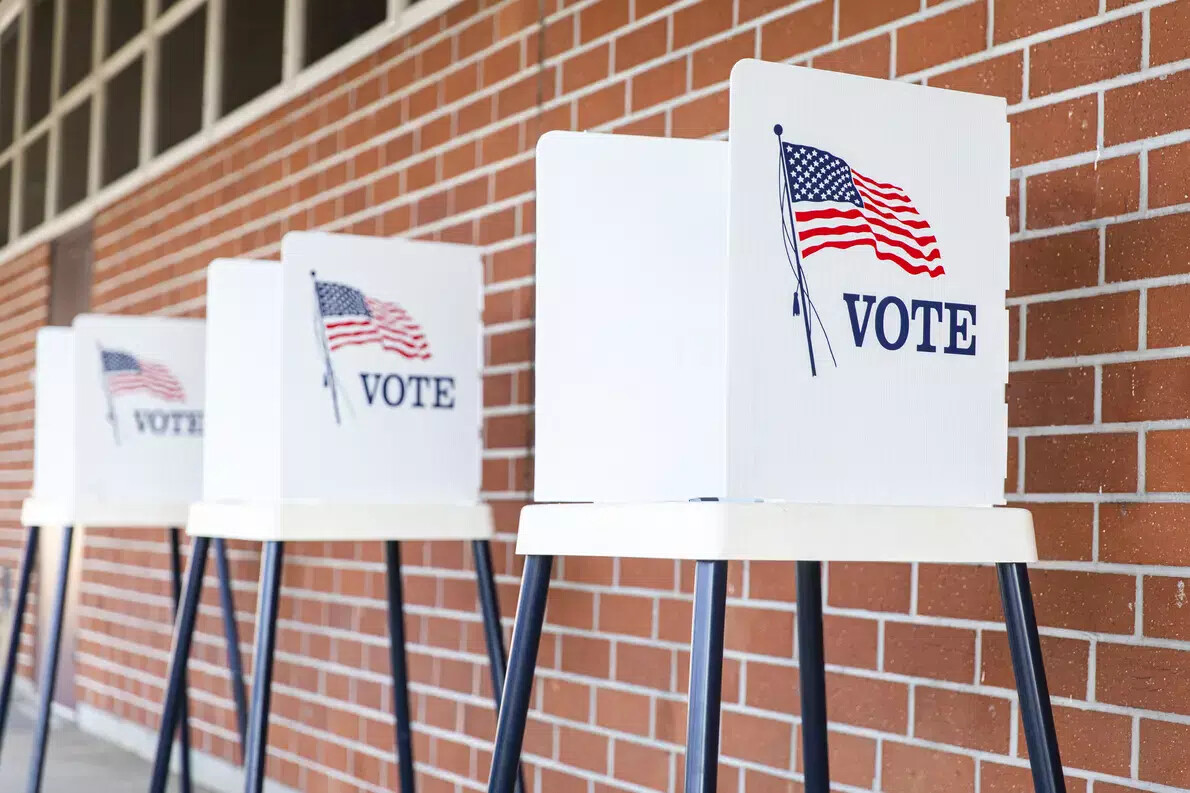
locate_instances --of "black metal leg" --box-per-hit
[796,561,829,793]
[998,562,1066,793]
[0,525,38,759]
[24,525,74,793]
[213,537,249,752]
[243,541,285,793]
[471,540,524,793]
[148,537,211,793]
[487,555,552,793]
[384,541,417,793]
[168,529,194,793]
[684,560,727,793]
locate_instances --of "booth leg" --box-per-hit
[168,529,194,793]
[684,560,727,793]
[243,541,285,793]
[0,525,38,759]
[487,555,552,793]
[148,537,211,793]
[24,525,74,793]
[384,541,417,793]
[471,540,524,793]
[998,562,1066,793]
[796,561,830,793]
[213,537,249,752]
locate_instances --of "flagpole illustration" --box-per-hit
[775,124,818,377]
[97,342,121,445]
[310,270,342,425]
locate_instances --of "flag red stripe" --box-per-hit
[795,207,938,247]
[799,237,945,277]
[851,175,911,203]
[851,169,909,197]
[855,185,921,217]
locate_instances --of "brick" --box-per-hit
[838,0,917,39]
[613,641,669,689]
[827,562,911,612]
[1025,155,1139,229]
[1009,230,1099,296]
[914,687,1013,753]
[542,678,591,722]
[1143,575,1190,641]
[1009,306,1021,361]
[720,710,791,768]
[823,614,879,669]
[896,2,986,76]
[826,671,908,732]
[613,740,671,790]
[1015,502,1095,561]
[811,34,890,79]
[580,0,629,43]
[596,687,652,736]
[881,741,974,793]
[1024,433,1137,493]
[1103,358,1190,422]
[981,762,1088,793]
[1152,0,1190,66]
[614,19,666,72]
[1028,17,1142,97]
[759,2,833,63]
[692,31,755,89]
[672,88,727,139]
[577,81,626,129]
[1105,71,1190,146]
[993,0,1097,44]
[884,623,976,683]
[1100,503,1190,566]
[1009,96,1097,167]
[562,43,610,93]
[1149,141,1190,208]
[673,1,732,48]
[929,52,1024,104]
[1098,642,1190,715]
[632,58,688,111]
[795,728,876,788]
[724,604,793,658]
[1146,283,1190,348]
[1139,719,1190,787]
[1008,367,1094,428]
[918,564,1000,620]
[744,660,800,714]
[1146,429,1190,491]
[559,725,607,773]
[598,592,654,637]
[1032,568,1136,633]
[1025,292,1139,359]
[980,631,1089,699]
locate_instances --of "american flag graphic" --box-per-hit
[101,349,186,402]
[782,142,944,278]
[314,280,432,360]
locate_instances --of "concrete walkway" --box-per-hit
[0,707,209,793]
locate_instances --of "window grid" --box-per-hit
[0,0,434,252]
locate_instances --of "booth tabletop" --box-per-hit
[517,501,1035,563]
[20,498,191,529]
[187,501,494,542]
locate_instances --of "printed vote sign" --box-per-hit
[203,233,483,508]
[535,59,1009,507]
[25,315,205,525]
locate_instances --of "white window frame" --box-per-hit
[0,0,462,260]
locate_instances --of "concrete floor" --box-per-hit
[0,707,209,793]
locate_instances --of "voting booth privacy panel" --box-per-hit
[196,233,487,540]
[24,315,205,526]
[535,60,1010,509]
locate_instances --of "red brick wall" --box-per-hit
[5,0,1190,791]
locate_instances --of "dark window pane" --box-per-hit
[107,0,144,56]
[21,134,48,232]
[25,0,55,129]
[58,99,91,211]
[221,0,283,115]
[160,0,183,11]
[102,56,142,185]
[304,0,386,67]
[0,162,11,245]
[156,5,205,153]
[61,0,95,95]
[0,20,18,150]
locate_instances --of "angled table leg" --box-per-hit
[684,560,727,793]
[148,537,211,793]
[168,529,194,793]
[487,554,552,793]
[796,560,830,793]
[998,562,1066,793]
[24,525,74,793]
[244,541,285,793]
[0,525,38,760]
[384,541,417,793]
[471,540,525,793]
[213,537,249,751]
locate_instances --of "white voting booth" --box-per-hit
[1,315,246,793]
[487,61,1063,793]
[153,233,521,793]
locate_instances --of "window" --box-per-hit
[0,21,17,151]
[304,0,386,67]
[60,0,95,96]
[157,5,206,153]
[21,132,47,232]
[107,0,145,56]
[0,161,11,245]
[103,56,142,186]
[25,0,54,128]
[58,99,91,211]
[222,0,285,115]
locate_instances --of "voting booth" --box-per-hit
[487,61,1062,793]
[151,234,521,793]
[0,316,247,793]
